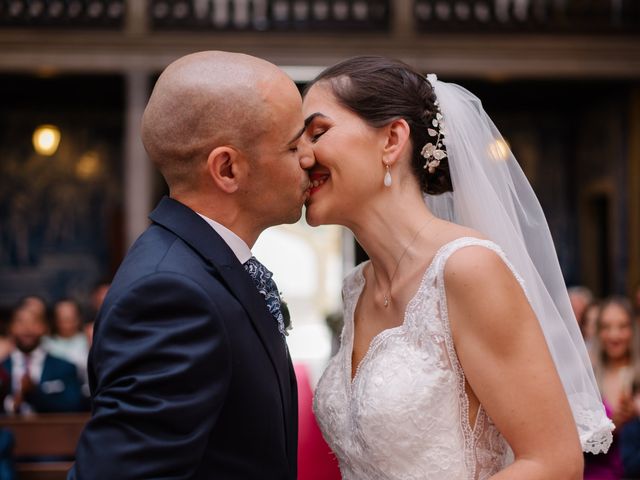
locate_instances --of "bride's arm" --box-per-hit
[445,246,583,480]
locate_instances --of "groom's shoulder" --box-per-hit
[124,223,193,269]
[111,223,217,291]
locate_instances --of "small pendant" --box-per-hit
[383,169,392,187]
[383,295,389,307]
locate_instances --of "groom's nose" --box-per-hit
[298,136,315,170]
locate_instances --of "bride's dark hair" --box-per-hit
[304,55,453,195]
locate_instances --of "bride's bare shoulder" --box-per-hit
[434,221,488,246]
[444,244,506,283]
[441,238,522,312]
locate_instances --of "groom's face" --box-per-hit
[241,76,314,227]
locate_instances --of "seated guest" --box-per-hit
[582,300,602,358]
[90,282,110,315]
[83,322,94,350]
[43,299,89,376]
[585,296,638,480]
[3,305,84,414]
[84,281,110,348]
[18,296,48,326]
[593,297,638,429]
[0,330,13,364]
[621,377,640,478]
[568,285,593,329]
[0,367,9,404]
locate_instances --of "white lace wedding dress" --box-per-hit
[314,237,517,480]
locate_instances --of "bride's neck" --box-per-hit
[349,192,435,285]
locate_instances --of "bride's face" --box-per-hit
[302,83,386,227]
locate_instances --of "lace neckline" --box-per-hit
[345,236,479,389]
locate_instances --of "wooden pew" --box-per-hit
[0,413,89,480]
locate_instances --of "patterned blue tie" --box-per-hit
[243,257,286,338]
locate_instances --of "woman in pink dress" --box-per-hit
[585,297,639,479]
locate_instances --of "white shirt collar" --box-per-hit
[11,346,46,383]
[11,346,46,364]
[196,213,252,264]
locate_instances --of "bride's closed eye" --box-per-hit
[310,129,326,143]
[304,112,331,143]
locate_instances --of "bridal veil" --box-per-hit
[424,74,614,453]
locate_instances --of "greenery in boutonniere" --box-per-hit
[280,294,292,335]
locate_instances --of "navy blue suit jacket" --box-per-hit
[69,197,298,480]
[3,354,84,413]
[621,418,640,479]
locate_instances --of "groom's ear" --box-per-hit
[206,146,246,193]
[381,118,411,166]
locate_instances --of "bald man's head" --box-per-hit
[141,51,292,191]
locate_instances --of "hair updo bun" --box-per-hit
[304,55,453,195]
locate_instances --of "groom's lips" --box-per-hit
[309,172,330,196]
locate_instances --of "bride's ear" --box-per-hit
[381,118,411,166]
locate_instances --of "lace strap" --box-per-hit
[432,237,525,477]
[342,261,367,301]
[338,262,367,348]
[433,237,527,296]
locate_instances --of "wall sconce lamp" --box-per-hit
[33,124,61,156]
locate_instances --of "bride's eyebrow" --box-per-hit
[304,112,329,128]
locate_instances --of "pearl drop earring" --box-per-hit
[384,163,392,187]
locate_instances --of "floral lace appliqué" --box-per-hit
[314,238,514,480]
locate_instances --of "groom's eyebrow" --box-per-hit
[288,125,306,144]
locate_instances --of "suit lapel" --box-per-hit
[149,197,292,442]
[40,354,50,383]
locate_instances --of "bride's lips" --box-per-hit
[309,171,330,196]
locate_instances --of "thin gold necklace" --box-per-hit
[382,216,437,308]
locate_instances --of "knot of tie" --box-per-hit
[244,256,287,337]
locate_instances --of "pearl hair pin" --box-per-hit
[421,97,447,173]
